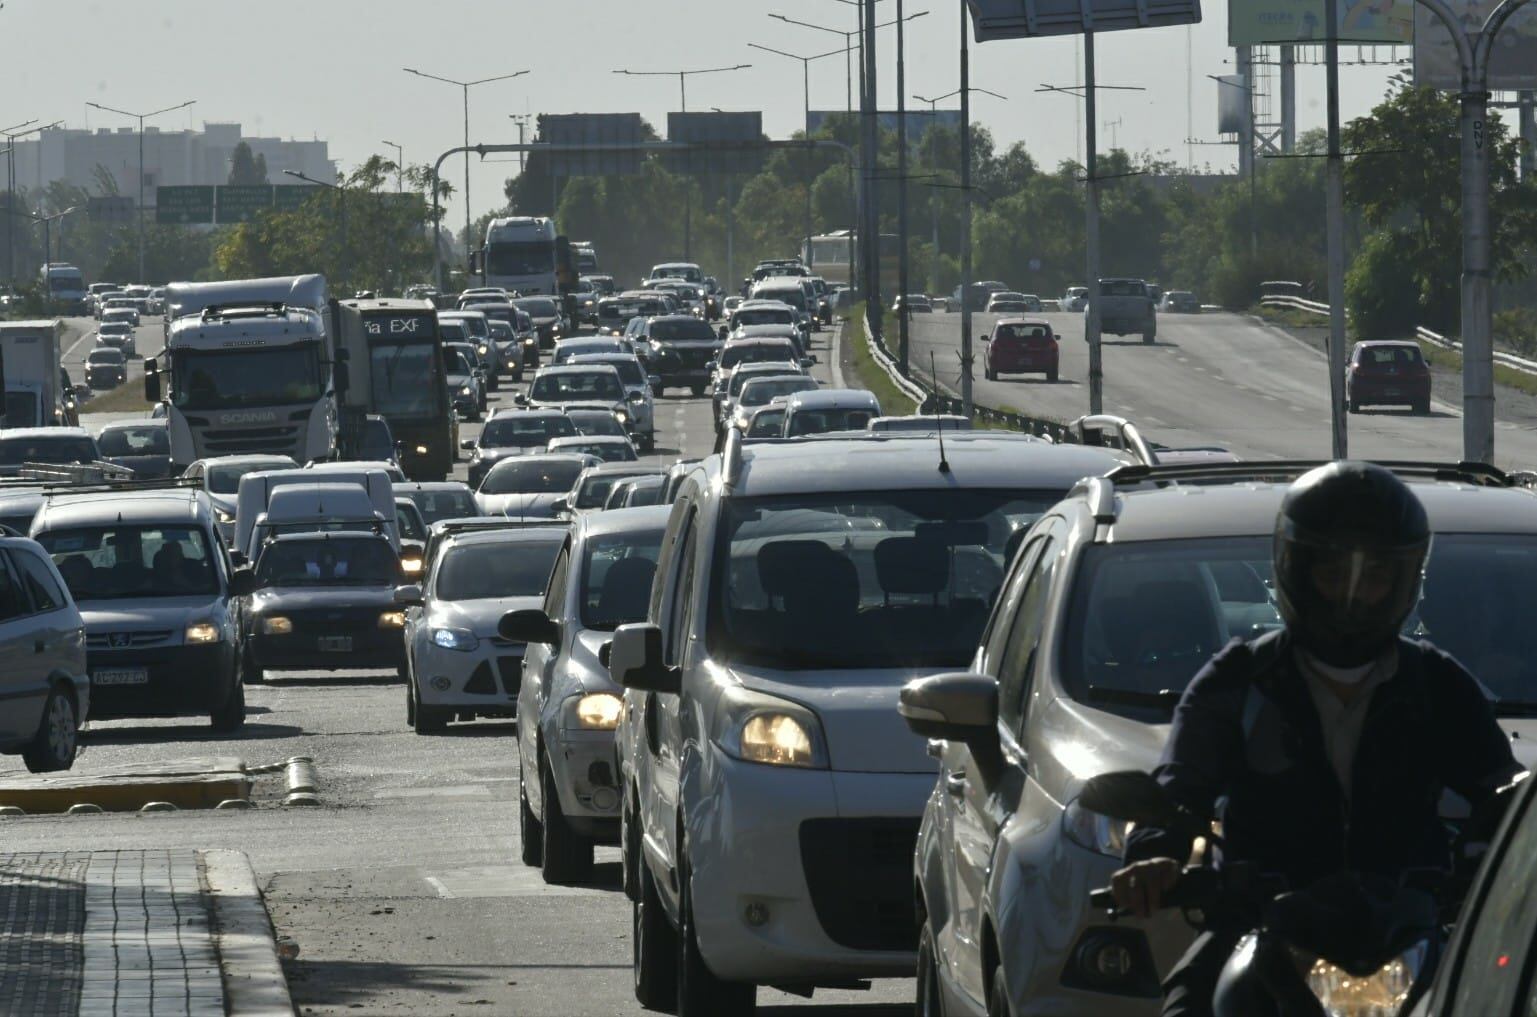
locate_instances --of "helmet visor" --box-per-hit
[1280,538,1428,639]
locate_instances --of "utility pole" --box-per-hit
[913,88,1004,297]
[382,140,403,192]
[959,0,973,416]
[1323,0,1348,459]
[86,100,196,282]
[1520,91,1535,179]
[861,0,882,328]
[1084,31,1103,416]
[1280,45,1297,153]
[896,0,911,371]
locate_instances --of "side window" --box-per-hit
[978,536,1046,675]
[0,553,32,621]
[12,550,65,613]
[664,513,699,668]
[542,546,571,619]
[994,522,1068,732]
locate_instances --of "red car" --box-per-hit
[1347,340,1431,414]
[983,318,1059,382]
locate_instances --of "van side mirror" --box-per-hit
[981,333,991,343]
[227,566,255,598]
[498,608,560,646]
[609,623,680,693]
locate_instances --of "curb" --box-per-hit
[202,849,296,1017]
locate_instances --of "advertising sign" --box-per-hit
[1414,1,1537,90]
[1228,0,1411,45]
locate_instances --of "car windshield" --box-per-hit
[786,407,876,435]
[516,298,558,318]
[97,426,169,457]
[557,441,635,463]
[755,289,806,311]
[443,349,474,376]
[482,459,584,495]
[567,411,625,437]
[741,377,817,407]
[712,490,1064,669]
[89,351,124,364]
[406,488,479,524]
[206,458,293,495]
[39,525,218,600]
[555,343,620,364]
[255,539,398,587]
[100,323,132,336]
[649,319,715,342]
[721,343,794,370]
[435,538,563,601]
[580,529,666,630]
[1060,534,1537,716]
[170,344,323,411]
[734,308,794,327]
[579,359,643,386]
[439,322,467,341]
[478,415,576,448]
[531,371,622,402]
[441,315,487,337]
[0,436,98,466]
[747,409,786,436]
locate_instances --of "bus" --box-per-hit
[802,231,901,296]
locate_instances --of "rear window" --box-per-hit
[721,343,795,370]
[479,415,577,448]
[649,319,716,342]
[995,323,1053,343]
[0,436,98,466]
[1358,346,1424,367]
[407,488,479,524]
[97,426,169,457]
[1100,280,1147,297]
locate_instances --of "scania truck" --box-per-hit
[147,275,337,470]
[479,217,558,296]
[333,298,456,481]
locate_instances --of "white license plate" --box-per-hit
[318,636,353,652]
[94,668,149,686]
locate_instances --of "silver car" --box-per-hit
[504,505,670,883]
[0,535,88,772]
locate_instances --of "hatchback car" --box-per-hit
[984,318,1060,382]
[502,506,671,883]
[404,526,565,733]
[183,454,299,546]
[780,388,883,437]
[475,454,589,519]
[1347,340,1431,414]
[900,458,1537,1017]
[0,535,88,772]
[86,349,127,390]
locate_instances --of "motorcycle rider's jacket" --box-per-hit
[1123,629,1518,889]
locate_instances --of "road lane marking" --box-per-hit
[423,875,457,899]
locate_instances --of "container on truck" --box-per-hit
[0,320,64,428]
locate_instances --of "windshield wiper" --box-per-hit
[1084,686,1185,709]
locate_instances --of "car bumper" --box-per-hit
[250,626,404,672]
[84,643,234,718]
[546,724,622,840]
[992,356,1056,372]
[685,749,932,983]
[1349,379,1430,405]
[413,639,522,714]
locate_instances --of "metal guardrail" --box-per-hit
[1257,296,1537,378]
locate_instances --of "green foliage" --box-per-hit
[1345,229,1423,338]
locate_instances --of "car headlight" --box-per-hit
[477,344,490,355]
[615,409,628,422]
[414,444,429,455]
[184,621,221,644]
[713,688,828,768]
[432,627,478,651]
[262,616,292,635]
[1304,940,1427,1017]
[378,610,408,629]
[1062,801,1134,857]
[573,692,623,730]
[400,555,424,577]
[459,385,473,396]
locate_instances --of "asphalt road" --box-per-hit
[62,313,166,404]
[904,309,1537,467]
[6,322,910,1016]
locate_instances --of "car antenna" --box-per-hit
[930,351,950,474]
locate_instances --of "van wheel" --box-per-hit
[1141,332,1154,344]
[210,676,246,733]
[987,961,1011,1017]
[23,685,78,773]
[677,841,756,1015]
[917,921,943,1017]
[633,858,678,1010]
[1047,367,1059,383]
[1414,399,1430,415]
[540,754,594,884]
[519,769,544,867]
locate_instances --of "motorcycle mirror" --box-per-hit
[1078,770,1182,827]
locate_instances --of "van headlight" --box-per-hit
[571,692,623,730]
[184,621,221,644]
[1062,802,1135,857]
[713,688,828,769]
[1304,941,1427,1017]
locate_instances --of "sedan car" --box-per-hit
[96,321,137,358]
[86,349,127,390]
[984,318,1060,382]
[404,526,566,733]
[464,409,578,491]
[475,454,589,519]
[1347,340,1431,414]
[504,506,670,882]
[1158,290,1200,313]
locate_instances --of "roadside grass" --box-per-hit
[844,304,919,415]
[79,382,154,415]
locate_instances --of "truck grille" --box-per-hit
[798,818,920,952]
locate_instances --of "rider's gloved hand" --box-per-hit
[1109,858,1182,918]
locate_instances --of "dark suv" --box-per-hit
[1347,340,1431,415]
[641,315,721,397]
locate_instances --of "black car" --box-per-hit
[86,349,127,390]
[243,533,410,676]
[643,315,720,396]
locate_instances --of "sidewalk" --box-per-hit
[0,849,292,1017]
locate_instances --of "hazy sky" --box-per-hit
[4,0,1463,229]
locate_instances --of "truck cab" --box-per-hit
[481,217,558,297]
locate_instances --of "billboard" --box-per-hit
[540,113,646,177]
[1414,2,1537,90]
[1228,0,1411,45]
[665,112,764,175]
[966,0,1201,40]
[1216,75,1249,135]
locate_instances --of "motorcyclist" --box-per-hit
[1108,461,1520,1017]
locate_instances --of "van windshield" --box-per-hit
[38,525,219,600]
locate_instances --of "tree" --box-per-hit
[228,142,269,186]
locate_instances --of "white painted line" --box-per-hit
[423,875,457,899]
[64,328,95,361]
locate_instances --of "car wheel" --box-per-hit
[676,840,756,1016]
[540,754,594,884]
[242,643,264,685]
[986,961,1011,1017]
[405,678,416,726]
[210,673,246,732]
[1348,399,1361,414]
[412,684,447,735]
[1142,332,1154,344]
[917,921,943,1017]
[985,365,997,381]
[621,784,641,901]
[651,385,663,399]
[1414,399,1430,415]
[1047,367,1059,383]
[633,856,678,1011]
[519,769,544,867]
[22,685,78,773]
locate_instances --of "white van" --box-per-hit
[235,468,397,559]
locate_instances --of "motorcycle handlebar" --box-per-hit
[1090,867,1219,916]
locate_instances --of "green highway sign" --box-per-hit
[155,186,215,224]
[274,185,323,212]
[216,185,275,224]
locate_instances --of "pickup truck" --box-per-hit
[1091,277,1157,343]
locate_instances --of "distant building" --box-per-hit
[9,122,336,203]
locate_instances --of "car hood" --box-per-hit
[250,586,398,611]
[79,595,224,628]
[447,371,474,387]
[475,492,563,518]
[1499,718,1537,771]
[428,595,543,640]
[725,663,941,774]
[1032,694,1170,804]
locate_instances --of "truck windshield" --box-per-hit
[488,242,554,277]
[369,342,444,418]
[38,525,218,601]
[171,345,323,411]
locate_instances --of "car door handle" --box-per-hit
[945,773,968,798]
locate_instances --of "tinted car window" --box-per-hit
[10,548,65,612]
[482,459,584,495]
[530,371,623,402]
[38,525,218,600]
[648,319,716,342]
[407,488,479,524]
[255,539,398,586]
[0,555,29,620]
[435,539,563,600]
[97,426,170,457]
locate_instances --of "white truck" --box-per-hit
[478,217,558,296]
[148,275,337,470]
[0,320,64,428]
[40,264,88,314]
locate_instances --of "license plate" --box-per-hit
[94,668,149,686]
[318,636,353,653]
[1382,388,1400,397]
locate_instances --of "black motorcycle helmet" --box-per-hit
[1273,461,1430,668]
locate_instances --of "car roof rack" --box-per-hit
[1103,459,1515,489]
[18,461,140,486]
[1070,414,1157,467]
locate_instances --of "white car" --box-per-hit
[404,526,566,733]
[610,431,1125,1012]
[474,454,589,520]
[95,321,137,358]
[1061,286,1089,312]
[504,505,671,883]
[565,352,658,451]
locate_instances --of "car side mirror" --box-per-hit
[899,672,1002,779]
[609,622,680,693]
[514,394,529,406]
[393,584,424,607]
[227,566,255,598]
[460,439,477,451]
[981,333,991,343]
[628,391,645,403]
[717,326,729,340]
[800,357,815,369]
[551,497,569,513]
[498,608,560,646]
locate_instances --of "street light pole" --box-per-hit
[959,0,973,416]
[382,140,403,192]
[86,100,195,282]
[896,0,910,371]
[285,170,348,289]
[403,68,528,281]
